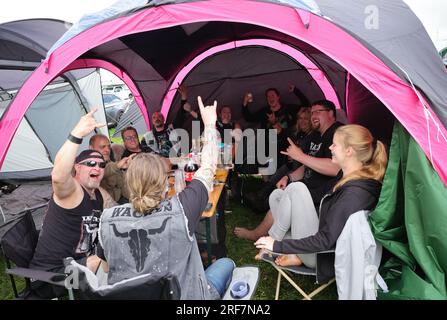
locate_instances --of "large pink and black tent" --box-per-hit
[1,0,447,183]
[1,0,447,299]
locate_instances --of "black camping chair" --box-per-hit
[0,211,67,299]
[64,258,181,300]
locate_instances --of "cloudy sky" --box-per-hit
[1,0,446,50]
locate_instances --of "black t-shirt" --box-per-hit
[30,188,103,271]
[300,121,344,204]
[242,104,299,131]
[177,179,208,236]
[121,144,152,158]
[153,128,174,157]
[216,120,235,144]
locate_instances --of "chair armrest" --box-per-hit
[6,267,66,287]
[263,248,335,256]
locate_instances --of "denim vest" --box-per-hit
[100,196,211,299]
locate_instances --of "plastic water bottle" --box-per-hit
[223,143,233,168]
[174,169,186,193]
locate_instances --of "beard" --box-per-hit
[83,177,101,190]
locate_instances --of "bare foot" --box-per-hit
[275,254,302,267]
[254,249,266,261]
[234,227,259,241]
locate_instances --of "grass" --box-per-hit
[224,175,337,300]
[0,177,337,300]
[0,257,25,300]
[108,127,123,144]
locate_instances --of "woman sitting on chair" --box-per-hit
[255,124,388,269]
[98,97,235,300]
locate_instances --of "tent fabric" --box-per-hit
[0,100,53,177]
[160,38,341,114]
[0,0,447,188]
[62,58,150,130]
[369,122,447,299]
[317,0,447,120]
[160,42,328,132]
[0,75,105,180]
[2,0,447,186]
[43,0,447,129]
[0,19,106,180]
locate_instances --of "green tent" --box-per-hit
[369,123,447,299]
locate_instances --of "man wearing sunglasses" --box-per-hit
[30,109,117,297]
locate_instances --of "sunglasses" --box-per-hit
[79,160,106,169]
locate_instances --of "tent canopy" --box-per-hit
[1,0,447,185]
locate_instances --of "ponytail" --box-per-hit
[126,153,168,214]
[333,125,388,191]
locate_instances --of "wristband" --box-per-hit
[68,133,83,144]
[286,174,293,184]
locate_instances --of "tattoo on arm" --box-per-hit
[193,125,218,192]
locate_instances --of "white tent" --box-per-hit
[0,19,106,180]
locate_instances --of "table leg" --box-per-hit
[205,218,212,266]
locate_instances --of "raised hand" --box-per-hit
[182,101,192,112]
[288,84,295,93]
[197,96,217,126]
[177,84,188,100]
[243,92,253,107]
[71,108,105,138]
[276,175,289,190]
[280,137,304,162]
[254,236,274,251]
[116,153,136,170]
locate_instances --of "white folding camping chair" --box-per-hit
[65,257,260,300]
[261,250,335,300]
[261,210,387,300]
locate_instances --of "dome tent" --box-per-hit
[0,19,106,180]
[1,0,447,298]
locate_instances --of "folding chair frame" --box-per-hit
[262,251,335,300]
[1,210,69,299]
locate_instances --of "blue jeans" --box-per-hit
[205,258,235,298]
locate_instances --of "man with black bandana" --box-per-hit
[30,109,117,297]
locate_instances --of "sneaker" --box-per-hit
[224,205,232,214]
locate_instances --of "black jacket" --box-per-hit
[273,178,382,283]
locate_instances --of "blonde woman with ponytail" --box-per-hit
[255,124,387,273]
[99,97,235,300]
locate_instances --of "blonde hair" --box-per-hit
[333,124,388,191]
[296,107,311,133]
[126,153,168,214]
